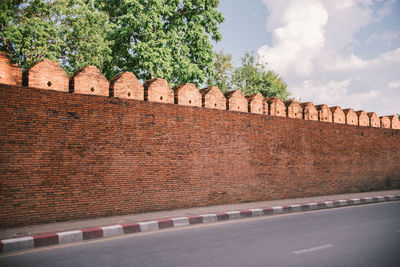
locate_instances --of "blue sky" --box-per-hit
[214,0,400,116]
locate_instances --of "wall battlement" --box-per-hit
[1,54,398,129]
[0,54,400,228]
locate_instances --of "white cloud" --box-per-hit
[380,47,400,62]
[258,0,400,115]
[292,79,379,111]
[258,0,328,78]
[323,54,377,72]
[388,80,400,88]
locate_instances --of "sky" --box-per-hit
[214,0,400,116]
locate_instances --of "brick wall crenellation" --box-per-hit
[0,53,398,129]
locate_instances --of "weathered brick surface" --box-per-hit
[315,104,332,123]
[70,66,109,96]
[343,108,358,126]
[110,72,144,100]
[330,106,345,124]
[388,115,400,129]
[246,93,264,114]
[0,52,22,86]
[174,83,201,107]
[25,60,69,92]
[380,116,390,129]
[356,110,369,127]
[225,90,248,112]
[265,97,286,117]
[301,102,318,121]
[285,100,303,119]
[368,112,380,128]
[143,78,174,104]
[200,86,226,110]
[0,84,399,228]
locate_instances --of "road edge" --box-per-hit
[1,194,399,254]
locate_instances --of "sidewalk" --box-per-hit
[1,189,399,253]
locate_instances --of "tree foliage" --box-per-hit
[2,0,112,73]
[0,0,23,51]
[211,51,290,99]
[1,0,223,85]
[206,50,232,92]
[96,0,224,85]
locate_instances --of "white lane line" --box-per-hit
[292,244,333,255]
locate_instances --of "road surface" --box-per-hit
[1,202,399,267]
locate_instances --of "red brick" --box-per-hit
[315,104,332,122]
[388,115,400,129]
[367,112,380,128]
[285,100,303,119]
[225,90,248,112]
[25,59,69,92]
[200,86,226,110]
[265,97,286,117]
[70,66,109,96]
[343,108,358,126]
[174,83,201,107]
[330,106,345,124]
[143,78,174,104]
[0,83,399,228]
[109,72,144,100]
[246,93,264,114]
[301,102,318,121]
[380,116,390,129]
[356,110,369,127]
[0,52,22,86]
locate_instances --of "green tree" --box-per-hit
[3,0,113,73]
[231,52,289,99]
[209,51,290,99]
[207,50,232,92]
[54,0,113,74]
[0,0,23,53]
[97,0,224,85]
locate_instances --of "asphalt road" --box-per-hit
[1,202,399,267]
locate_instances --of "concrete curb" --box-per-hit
[1,194,399,254]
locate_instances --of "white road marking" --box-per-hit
[292,244,333,255]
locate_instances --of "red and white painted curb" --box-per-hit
[1,194,399,254]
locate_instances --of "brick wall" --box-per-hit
[200,86,226,110]
[343,108,358,126]
[331,106,345,124]
[25,59,69,92]
[357,110,369,127]
[316,104,332,123]
[246,93,264,114]
[70,66,109,96]
[1,83,399,228]
[285,100,303,119]
[225,90,247,112]
[368,112,380,128]
[266,97,286,117]
[0,52,22,86]
[109,72,144,100]
[301,102,318,121]
[174,83,202,107]
[144,78,174,104]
